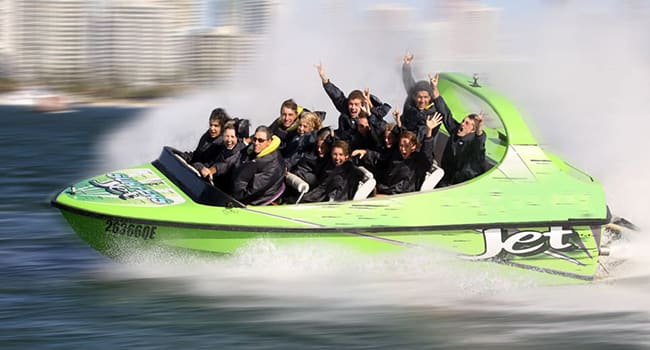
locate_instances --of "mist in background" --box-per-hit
[91,0,650,336]
[104,0,649,219]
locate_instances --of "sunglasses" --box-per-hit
[252,137,267,143]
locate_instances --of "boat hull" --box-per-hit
[57,203,604,283]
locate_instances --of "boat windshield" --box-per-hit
[152,147,246,208]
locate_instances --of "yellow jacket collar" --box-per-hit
[256,135,281,158]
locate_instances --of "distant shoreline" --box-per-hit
[0,97,163,109]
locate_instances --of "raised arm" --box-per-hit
[402,51,416,94]
[428,73,440,99]
[417,112,441,166]
[316,63,348,115]
[369,94,391,119]
[430,73,459,133]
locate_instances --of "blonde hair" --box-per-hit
[299,112,322,131]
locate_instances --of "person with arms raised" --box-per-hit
[430,73,487,185]
[315,63,390,142]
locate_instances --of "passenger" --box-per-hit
[302,140,364,203]
[315,63,391,142]
[352,113,442,194]
[291,127,334,188]
[282,111,322,170]
[231,126,286,205]
[185,108,229,167]
[380,122,399,153]
[348,111,382,152]
[401,51,442,142]
[431,74,487,185]
[270,99,300,145]
[233,117,251,145]
[197,122,245,193]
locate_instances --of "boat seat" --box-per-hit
[258,182,286,206]
[353,166,376,200]
[285,172,310,204]
[420,162,444,191]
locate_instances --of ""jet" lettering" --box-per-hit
[467,226,575,260]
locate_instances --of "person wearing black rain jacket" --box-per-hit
[432,81,487,186]
[269,99,300,146]
[302,141,364,203]
[353,113,441,195]
[232,126,286,205]
[291,128,334,189]
[186,108,229,167]
[197,123,246,194]
[400,51,442,143]
[315,63,390,142]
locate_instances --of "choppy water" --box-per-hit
[2,105,650,349]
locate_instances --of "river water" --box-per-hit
[1,104,649,349]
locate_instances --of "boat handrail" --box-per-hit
[441,73,537,145]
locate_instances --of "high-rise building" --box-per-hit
[211,0,277,35]
[5,0,269,89]
[13,0,93,85]
[185,26,259,86]
[0,0,13,74]
[98,1,177,87]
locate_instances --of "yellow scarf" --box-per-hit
[254,135,281,158]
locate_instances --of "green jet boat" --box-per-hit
[51,73,631,284]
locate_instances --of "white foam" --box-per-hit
[98,1,650,316]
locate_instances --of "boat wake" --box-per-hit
[87,227,650,323]
[94,0,650,320]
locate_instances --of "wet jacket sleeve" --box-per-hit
[336,115,355,141]
[454,133,487,184]
[433,95,459,134]
[323,81,349,115]
[421,135,435,168]
[369,94,391,119]
[231,161,256,202]
[402,63,416,95]
[361,149,383,170]
[213,151,241,177]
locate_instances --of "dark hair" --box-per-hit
[255,125,273,140]
[209,108,230,123]
[398,130,418,147]
[331,140,350,156]
[466,114,479,132]
[317,127,333,143]
[233,118,250,139]
[410,81,433,100]
[280,99,298,114]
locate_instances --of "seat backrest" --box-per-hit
[420,163,444,191]
[353,166,376,200]
[285,172,310,203]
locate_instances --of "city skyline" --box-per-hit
[1,0,646,97]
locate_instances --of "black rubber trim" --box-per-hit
[51,199,610,234]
